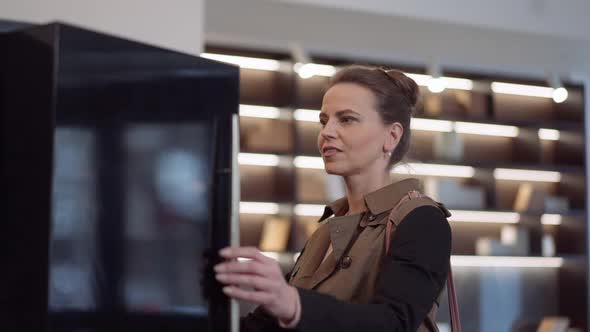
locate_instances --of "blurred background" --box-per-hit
[2,1,589,331]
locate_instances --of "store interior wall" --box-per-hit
[1,0,590,328]
[0,0,204,55]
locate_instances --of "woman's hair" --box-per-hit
[327,65,420,169]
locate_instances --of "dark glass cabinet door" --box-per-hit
[1,22,239,332]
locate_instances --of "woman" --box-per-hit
[214,66,452,332]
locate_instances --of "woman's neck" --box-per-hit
[343,170,391,215]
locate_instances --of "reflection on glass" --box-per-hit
[49,128,97,310]
[49,124,211,317]
[124,124,211,314]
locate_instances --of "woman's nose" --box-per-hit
[320,120,337,139]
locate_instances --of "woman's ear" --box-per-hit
[383,122,403,153]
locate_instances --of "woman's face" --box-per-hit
[317,82,399,176]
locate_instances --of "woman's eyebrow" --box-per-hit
[335,109,360,116]
[319,109,360,118]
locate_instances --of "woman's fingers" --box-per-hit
[215,246,278,277]
[219,246,271,263]
[216,273,277,291]
[214,259,268,276]
[210,246,299,322]
[221,285,274,305]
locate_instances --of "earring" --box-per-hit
[386,151,392,157]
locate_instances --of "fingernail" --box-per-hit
[213,264,223,272]
[219,247,230,256]
[222,286,232,293]
[215,273,227,281]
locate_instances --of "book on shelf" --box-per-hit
[544,195,570,214]
[259,217,291,252]
[514,183,546,213]
[475,237,514,256]
[424,178,485,210]
[500,225,530,256]
[433,131,464,163]
[424,93,442,117]
[542,234,556,257]
[475,226,531,256]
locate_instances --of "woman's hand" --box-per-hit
[214,246,300,324]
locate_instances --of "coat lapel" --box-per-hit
[328,214,360,264]
[295,221,331,282]
[309,214,360,289]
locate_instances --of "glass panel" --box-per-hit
[49,124,212,316]
[49,128,98,310]
[123,124,211,315]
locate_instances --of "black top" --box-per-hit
[241,205,452,332]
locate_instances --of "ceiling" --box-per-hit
[279,0,590,42]
[205,0,590,80]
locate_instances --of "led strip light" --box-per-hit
[293,108,521,138]
[259,252,564,268]
[493,168,561,183]
[201,53,281,71]
[240,154,563,184]
[203,53,567,101]
[450,255,563,268]
[240,107,564,142]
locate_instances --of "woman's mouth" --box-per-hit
[322,147,341,157]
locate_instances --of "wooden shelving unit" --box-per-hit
[206,46,588,331]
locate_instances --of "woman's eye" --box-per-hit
[319,117,355,127]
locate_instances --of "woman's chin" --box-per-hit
[324,165,348,176]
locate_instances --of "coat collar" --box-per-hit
[318,178,423,222]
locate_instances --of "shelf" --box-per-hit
[415,113,584,132]
[240,104,585,169]
[238,152,583,178]
[240,104,584,134]
[257,251,567,268]
[206,52,582,108]
[419,160,585,175]
[239,201,575,225]
[213,47,587,331]
[450,255,563,268]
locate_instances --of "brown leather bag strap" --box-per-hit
[447,267,461,332]
[385,191,461,332]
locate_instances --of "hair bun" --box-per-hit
[382,69,419,110]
